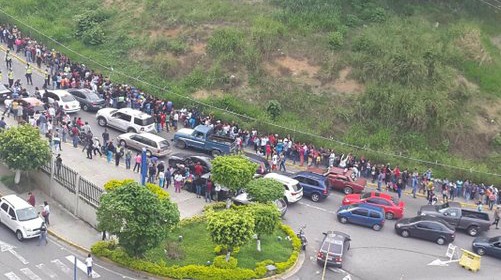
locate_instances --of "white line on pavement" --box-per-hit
[298,201,337,214]
[7,249,28,265]
[3,272,21,280]
[50,259,72,275]
[35,263,58,279]
[66,255,100,278]
[19,268,42,280]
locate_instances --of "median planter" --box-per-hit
[91,214,301,280]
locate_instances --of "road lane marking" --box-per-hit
[3,272,21,280]
[0,240,27,264]
[51,259,72,275]
[19,268,42,280]
[66,255,100,278]
[35,263,58,279]
[297,201,337,214]
[7,249,28,265]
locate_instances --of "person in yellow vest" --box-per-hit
[5,49,12,69]
[7,68,14,88]
[44,69,50,89]
[25,63,33,85]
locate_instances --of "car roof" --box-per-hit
[264,173,299,184]
[351,203,385,212]
[294,171,326,180]
[117,108,152,119]
[1,194,33,209]
[125,132,167,142]
[364,191,393,200]
[49,89,73,96]
[21,97,44,106]
[324,231,351,242]
[194,125,212,134]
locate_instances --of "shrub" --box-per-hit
[103,179,135,192]
[213,255,238,269]
[214,245,240,255]
[328,31,344,50]
[74,10,109,45]
[207,28,245,62]
[81,24,105,45]
[145,183,171,200]
[345,14,360,27]
[266,100,282,120]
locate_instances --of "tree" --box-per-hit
[245,178,284,203]
[211,155,257,193]
[0,125,51,184]
[206,209,254,261]
[247,203,280,252]
[97,181,180,257]
[266,100,282,120]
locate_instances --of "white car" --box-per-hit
[0,195,44,241]
[117,132,170,157]
[96,108,156,133]
[44,89,81,113]
[263,173,303,204]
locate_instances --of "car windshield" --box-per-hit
[16,207,38,222]
[361,192,371,199]
[159,140,170,149]
[291,183,300,192]
[135,117,155,126]
[61,95,76,102]
[321,238,343,254]
[87,93,101,101]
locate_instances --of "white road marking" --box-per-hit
[19,268,42,280]
[3,272,21,280]
[0,240,28,264]
[7,249,28,265]
[298,201,336,214]
[0,240,15,252]
[66,255,100,278]
[35,263,58,279]
[51,259,72,275]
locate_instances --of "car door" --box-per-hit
[46,91,57,104]
[350,208,369,226]
[6,207,18,230]
[366,198,388,212]
[489,241,501,258]
[415,221,435,241]
[69,90,83,103]
[0,201,10,225]
[442,208,460,226]
[294,176,310,196]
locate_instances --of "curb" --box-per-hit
[47,228,91,253]
[264,251,305,280]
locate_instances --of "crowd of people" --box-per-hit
[1,23,500,211]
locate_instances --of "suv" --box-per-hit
[337,203,385,231]
[292,171,330,202]
[44,89,81,113]
[264,173,303,204]
[117,132,170,157]
[0,195,44,241]
[96,107,155,133]
[67,88,105,111]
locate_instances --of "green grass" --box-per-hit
[144,221,293,269]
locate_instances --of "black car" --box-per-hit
[472,236,501,258]
[316,231,351,268]
[0,84,13,102]
[395,215,455,245]
[67,88,105,111]
[168,155,212,174]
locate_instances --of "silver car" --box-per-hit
[116,132,170,157]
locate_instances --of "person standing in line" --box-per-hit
[158,170,165,188]
[493,206,500,229]
[133,153,141,172]
[115,145,124,167]
[7,68,14,88]
[25,63,33,85]
[125,149,132,169]
[205,178,213,203]
[85,254,93,277]
[5,49,12,69]
[55,154,62,177]
[102,128,109,145]
[165,167,172,189]
[174,172,184,193]
[42,201,50,226]
[27,192,35,207]
[37,222,48,246]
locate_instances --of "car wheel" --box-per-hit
[176,141,187,149]
[475,248,486,256]
[16,230,24,241]
[127,127,136,133]
[372,224,382,231]
[311,193,321,202]
[97,117,107,127]
[400,229,410,238]
[467,226,479,237]
[343,186,353,195]
[339,216,348,224]
[385,212,394,220]
[119,140,127,147]
[211,150,221,157]
[82,104,89,111]
[436,237,446,245]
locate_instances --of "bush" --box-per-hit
[214,245,240,255]
[213,256,238,269]
[145,183,171,200]
[328,31,344,50]
[74,10,109,45]
[266,100,282,120]
[345,14,360,27]
[81,24,105,45]
[207,28,245,62]
[103,179,135,192]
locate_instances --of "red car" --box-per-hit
[342,191,405,220]
[308,167,366,195]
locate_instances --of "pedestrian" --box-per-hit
[279,153,287,172]
[125,149,132,169]
[106,141,115,163]
[92,137,102,156]
[492,206,501,229]
[85,253,93,277]
[158,170,165,188]
[488,191,496,210]
[27,192,35,207]
[148,163,157,183]
[165,167,172,189]
[396,178,403,199]
[205,178,213,203]
[174,172,184,193]
[377,172,384,192]
[25,63,33,85]
[115,146,124,167]
[195,175,203,198]
[55,154,62,177]
[42,201,50,226]
[86,142,93,159]
[102,128,109,145]
[37,222,48,246]
[133,153,141,172]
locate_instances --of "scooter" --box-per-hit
[297,225,307,250]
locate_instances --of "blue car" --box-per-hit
[337,203,385,231]
[472,236,501,259]
[292,172,330,202]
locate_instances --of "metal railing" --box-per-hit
[40,159,52,175]
[53,163,78,193]
[78,176,103,207]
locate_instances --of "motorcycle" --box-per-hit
[297,225,308,250]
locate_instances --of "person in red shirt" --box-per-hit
[27,192,35,207]
[194,162,203,177]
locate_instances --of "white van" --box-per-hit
[0,194,44,241]
[264,173,303,204]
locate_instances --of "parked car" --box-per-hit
[5,97,46,117]
[0,194,44,241]
[472,236,501,258]
[292,171,330,202]
[0,84,13,102]
[116,132,170,157]
[232,192,288,217]
[395,215,455,245]
[316,231,351,268]
[97,107,156,133]
[246,155,271,177]
[173,125,236,156]
[418,202,491,236]
[342,191,405,220]
[44,89,81,113]
[67,88,105,111]
[168,154,212,174]
[309,166,366,194]
[337,203,385,231]
[264,173,303,204]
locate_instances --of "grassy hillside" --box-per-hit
[3,0,501,182]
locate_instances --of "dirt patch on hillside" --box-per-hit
[455,28,492,64]
[149,27,183,39]
[332,67,365,94]
[192,89,224,100]
[273,56,320,77]
[191,42,207,55]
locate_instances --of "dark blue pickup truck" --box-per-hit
[173,125,235,156]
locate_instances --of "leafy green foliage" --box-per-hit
[74,10,109,45]
[247,203,280,238]
[97,181,180,257]
[211,155,257,192]
[213,255,238,269]
[328,31,344,50]
[207,28,245,62]
[206,209,255,255]
[266,100,282,120]
[0,125,51,171]
[245,178,284,203]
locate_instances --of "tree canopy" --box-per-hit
[245,178,284,203]
[211,155,257,192]
[97,181,180,257]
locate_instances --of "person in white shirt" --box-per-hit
[85,254,93,277]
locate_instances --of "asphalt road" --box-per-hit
[0,223,141,280]
[2,47,501,280]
